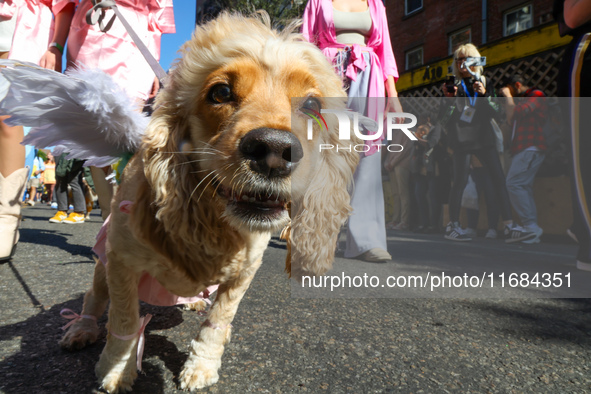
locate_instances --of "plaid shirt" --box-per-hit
[510,88,547,155]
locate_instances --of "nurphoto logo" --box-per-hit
[302,107,418,152]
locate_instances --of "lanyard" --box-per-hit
[461,80,478,106]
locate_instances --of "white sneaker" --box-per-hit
[361,248,392,262]
[485,229,497,239]
[577,260,591,272]
[522,225,543,244]
[464,228,477,238]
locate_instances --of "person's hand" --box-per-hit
[473,80,486,95]
[39,47,62,72]
[386,96,403,114]
[500,86,512,98]
[442,82,457,97]
[385,96,403,124]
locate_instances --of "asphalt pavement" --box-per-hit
[1,204,590,393]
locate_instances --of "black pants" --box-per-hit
[466,166,500,230]
[55,166,86,213]
[414,174,442,228]
[449,145,512,224]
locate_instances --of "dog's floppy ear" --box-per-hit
[288,111,359,279]
[130,112,208,274]
[130,113,190,259]
[140,113,191,227]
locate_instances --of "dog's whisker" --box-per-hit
[173,159,211,167]
[188,170,216,204]
[163,150,221,156]
[210,175,228,200]
[228,166,242,188]
[189,169,216,174]
[194,141,228,154]
[196,175,219,204]
[188,144,231,159]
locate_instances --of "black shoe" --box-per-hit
[504,223,536,243]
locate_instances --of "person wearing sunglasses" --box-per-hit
[440,43,536,243]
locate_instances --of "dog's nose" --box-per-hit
[239,128,303,178]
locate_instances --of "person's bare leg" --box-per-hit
[90,166,113,220]
[0,51,25,178]
[0,123,25,178]
[0,50,28,260]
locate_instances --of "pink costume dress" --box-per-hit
[0,1,17,52]
[302,0,399,259]
[8,0,76,63]
[66,0,175,101]
[301,0,398,154]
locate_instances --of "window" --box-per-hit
[405,47,423,70]
[405,0,422,16]
[448,27,471,56]
[504,4,533,36]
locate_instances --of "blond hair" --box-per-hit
[452,43,483,80]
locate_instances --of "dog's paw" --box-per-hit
[97,369,137,394]
[183,300,208,312]
[179,357,221,390]
[59,319,100,351]
[95,347,138,393]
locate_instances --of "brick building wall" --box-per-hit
[386,0,556,74]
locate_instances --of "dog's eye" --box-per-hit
[301,97,321,113]
[208,84,233,104]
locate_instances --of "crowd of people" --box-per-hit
[302,0,590,270]
[19,150,96,222]
[384,45,548,246]
[0,0,589,275]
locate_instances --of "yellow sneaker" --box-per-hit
[49,211,68,223]
[63,212,85,224]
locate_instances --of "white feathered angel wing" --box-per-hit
[0,60,149,166]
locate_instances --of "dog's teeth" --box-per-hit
[241,195,249,202]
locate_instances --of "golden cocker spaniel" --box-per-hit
[58,12,358,392]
